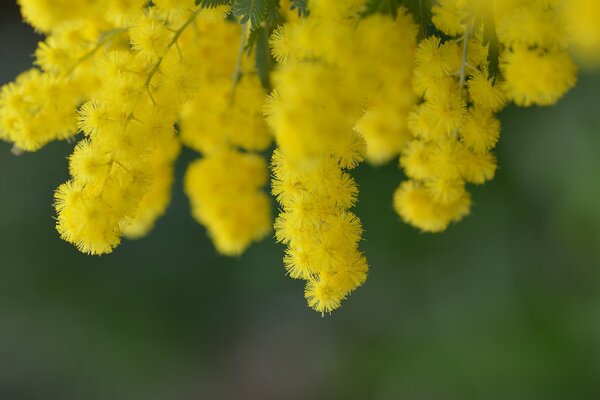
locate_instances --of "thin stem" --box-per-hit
[65,28,128,77]
[144,8,202,103]
[230,23,248,104]
[418,0,431,39]
[458,24,472,96]
[449,25,472,140]
[96,153,116,197]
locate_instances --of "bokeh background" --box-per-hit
[1,2,600,399]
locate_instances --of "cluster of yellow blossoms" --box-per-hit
[0,0,598,313]
[396,0,581,233]
[564,0,600,65]
[267,1,416,312]
[178,20,273,256]
[2,0,272,256]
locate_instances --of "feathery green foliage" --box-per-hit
[196,0,231,8]
[233,0,279,28]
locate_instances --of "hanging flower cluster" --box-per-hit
[266,1,417,312]
[0,0,597,313]
[395,0,578,232]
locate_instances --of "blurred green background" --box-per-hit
[1,3,600,399]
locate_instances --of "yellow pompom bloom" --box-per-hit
[270,64,355,162]
[563,0,600,65]
[124,134,181,239]
[415,36,461,80]
[34,37,77,74]
[180,88,229,154]
[181,76,271,153]
[393,180,471,233]
[284,245,318,280]
[305,278,344,314]
[425,176,467,205]
[269,24,297,65]
[412,69,453,100]
[0,70,80,152]
[355,106,411,165]
[301,213,367,314]
[400,141,435,181]
[123,166,174,239]
[100,167,154,218]
[461,151,497,185]
[185,150,272,256]
[53,180,85,213]
[460,107,501,154]
[432,0,467,36]
[501,46,577,106]
[55,183,121,255]
[130,14,172,62]
[428,139,470,180]
[157,55,202,105]
[495,2,566,50]
[354,11,418,164]
[468,71,507,112]
[68,139,112,185]
[78,101,112,137]
[17,0,99,32]
[407,105,435,140]
[332,131,367,170]
[97,50,142,84]
[421,89,467,137]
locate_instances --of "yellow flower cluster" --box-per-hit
[394,0,577,233]
[2,0,259,255]
[0,69,82,152]
[0,16,103,152]
[123,133,181,239]
[266,1,418,312]
[353,12,419,164]
[180,22,272,256]
[564,0,600,65]
[1,0,597,313]
[56,9,202,255]
[185,150,272,255]
[495,0,577,106]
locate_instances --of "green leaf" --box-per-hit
[254,25,272,90]
[289,0,309,17]
[264,0,280,24]
[242,25,273,89]
[233,0,266,26]
[196,0,231,8]
[233,0,279,28]
[481,10,500,81]
[417,0,433,39]
[245,25,263,55]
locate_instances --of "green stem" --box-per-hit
[458,24,471,96]
[230,23,248,103]
[144,8,202,103]
[418,0,431,39]
[65,28,128,77]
